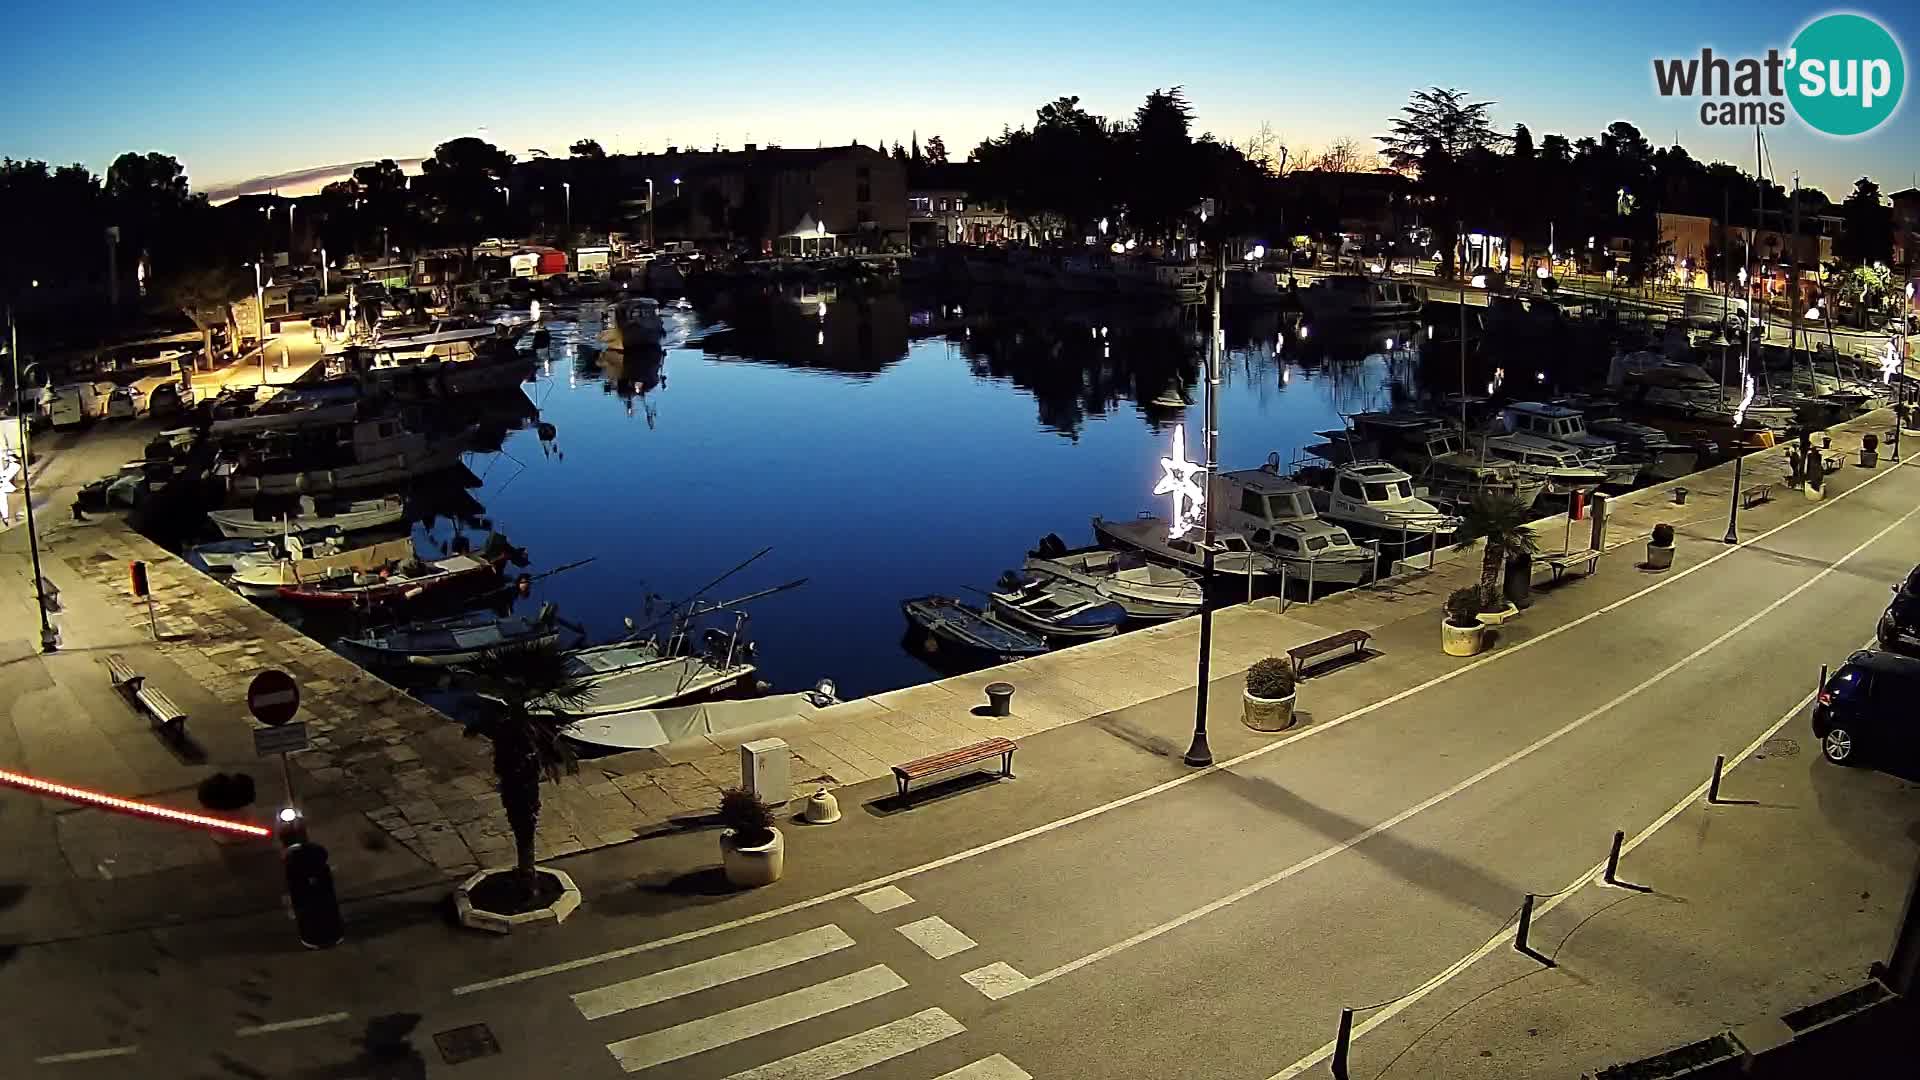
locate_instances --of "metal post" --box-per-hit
[1186,249,1224,769]
[1604,829,1625,885]
[1515,892,1536,954]
[10,310,56,652]
[281,749,296,808]
[1724,450,1742,544]
[1330,1007,1354,1080]
[1820,663,1828,692]
[1707,754,1726,804]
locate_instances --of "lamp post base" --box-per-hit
[1183,732,1213,768]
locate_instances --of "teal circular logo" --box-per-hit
[1788,13,1905,136]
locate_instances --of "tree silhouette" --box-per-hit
[1839,177,1892,266]
[420,137,514,257]
[924,135,948,165]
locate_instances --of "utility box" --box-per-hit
[740,738,791,807]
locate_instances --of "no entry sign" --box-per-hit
[247,670,301,726]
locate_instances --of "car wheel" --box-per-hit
[1822,727,1858,765]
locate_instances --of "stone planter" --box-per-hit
[1805,482,1825,502]
[1476,602,1520,626]
[454,867,583,934]
[1442,619,1487,656]
[1645,543,1675,570]
[1242,690,1297,732]
[721,827,785,887]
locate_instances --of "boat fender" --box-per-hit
[924,635,940,654]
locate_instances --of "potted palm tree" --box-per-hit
[1453,493,1537,624]
[718,787,784,887]
[1242,657,1297,732]
[1442,587,1488,656]
[452,640,597,930]
[1646,522,1675,570]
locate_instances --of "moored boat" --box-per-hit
[1023,535,1204,621]
[988,572,1128,642]
[186,526,347,573]
[338,604,565,667]
[902,595,1048,661]
[1090,514,1281,581]
[207,494,407,539]
[274,547,508,609]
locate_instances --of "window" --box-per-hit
[1241,490,1267,516]
[1364,482,1392,501]
[1252,529,1271,545]
[909,196,931,214]
[1827,666,1873,701]
[1330,529,1353,545]
[955,198,966,212]
[1338,477,1365,498]
[938,198,951,211]
[1306,536,1328,551]
[1170,538,1196,554]
[1396,481,1412,498]
[1219,536,1250,552]
[1272,534,1300,552]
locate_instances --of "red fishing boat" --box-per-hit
[275,549,509,609]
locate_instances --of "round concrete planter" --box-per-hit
[454,867,582,934]
[1476,602,1519,626]
[1805,482,1825,502]
[1242,690,1297,732]
[721,827,785,888]
[1645,543,1674,571]
[1442,619,1487,656]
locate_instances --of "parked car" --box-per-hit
[1875,564,1920,650]
[147,382,187,418]
[105,385,140,419]
[1812,649,1920,765]
[39,383,103,428]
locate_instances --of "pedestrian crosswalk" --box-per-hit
[571,914,1031,1078]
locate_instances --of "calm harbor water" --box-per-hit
[415,286,1418,700]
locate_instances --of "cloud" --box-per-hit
[203,158,424,203]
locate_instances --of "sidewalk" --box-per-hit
[0,405,1905,947]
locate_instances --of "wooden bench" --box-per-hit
[1540,549,1601,585]
[893,738,1016,799]
[106,653,187,738]
[1287,629,1372,677]
[1741,483,1774,509]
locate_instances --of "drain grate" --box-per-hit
[433,1022,502,1065]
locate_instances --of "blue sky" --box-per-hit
[2,1,1914,200]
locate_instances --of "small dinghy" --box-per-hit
[1023,534,1204,621]
[563,683,840,752]
[538,627,758,716]
[187,527,345,573]
[988,571,1128,641]
[337,603,565,667]
[208,494,407,539]
[902,595,1048,660]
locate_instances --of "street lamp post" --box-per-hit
[9,306,57,652]
[1186,246,1227,768]
[563,181,572,230]
[248,260,266,383]
[646,178,655,248]
[316,247,328,296]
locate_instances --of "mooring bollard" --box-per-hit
[1604,829,1625,885]
[1515,893,1536,955]
[1330,1007,1354,1080]
[985,682,1015,718]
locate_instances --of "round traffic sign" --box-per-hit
[248,669,301,726]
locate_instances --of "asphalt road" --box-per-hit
[6,458,1920,1079]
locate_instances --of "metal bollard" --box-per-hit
[1604,829,1625,885]
[1707,754,1726,804]
[1515,893,1536,955]
[1330,1007,1354,1080]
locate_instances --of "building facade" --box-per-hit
[608,145,907,254]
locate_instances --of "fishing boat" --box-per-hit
[1498,402,1643,488]
[1090,514,1281,582]
[207,494,407,539]
[1212,463,1377,585]
[601,297,665,351]
[230,535,416,596]
[543,626,758,715]
[1294,274,1422,322]
[212,418,475,499]
[902,596,1048,661]
[186,527,347,573]
[1296,461,1460,542]
[988,572,1129,642]
[1479,433,1610,495]
[337,603,564,668]
[1023,535,1204,621]
[563,685,841,752]
[1311,414,1549,510]
[1579,414,1703,482]
[274,547,508,609]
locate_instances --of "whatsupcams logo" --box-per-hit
[1653,12,1905,136]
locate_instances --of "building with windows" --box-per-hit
[907,163,1013,247]
[606,144,906,254]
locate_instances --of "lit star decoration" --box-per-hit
[1155,424,1207,539]
[1882,338,1903,385]
[1733,374,1756,426]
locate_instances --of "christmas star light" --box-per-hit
[1156,424,1207,539]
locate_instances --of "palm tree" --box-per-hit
[1454,493,1539,608]
[458,640,596,896]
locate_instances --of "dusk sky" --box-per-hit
[3,1,1915,201]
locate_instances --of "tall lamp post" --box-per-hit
[1185,246,1227,768]
[562,181,572,231]
[8,304,57,652]
[246,260,266,383]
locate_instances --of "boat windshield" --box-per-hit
[1218,535,1251,552]
[1330,529,1352,545]
[1306,536,1327,551]
[1364,482,1393,501]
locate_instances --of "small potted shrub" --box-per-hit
[1242,657,1298,732]
[1646,522,1676,570]
[717,787,784,888]
[1861,433,1879,468]
[1442,587,1488,656]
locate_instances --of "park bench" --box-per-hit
[1534,548,1601,585]
[893,738,1016,799]
[1741,483,1774,509]
[1287,629,1372,678]
[106,653,187,738]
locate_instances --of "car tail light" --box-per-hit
[1817,691,1833,706]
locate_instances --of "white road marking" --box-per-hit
[854,885,914,913]
[933,1054,1036,1080]
[895,915,978,960]
[234,1011,350,1037]
[452,455,1908,997]
[604,964,906,1074]
[960,962,1031,1000]
[1267,652,1864,1078]
[33,1046,140,1065]
[1007,504,1919,996]
[574,925,855,1021]
[720,1007,963,1080]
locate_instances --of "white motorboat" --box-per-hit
[601,297,665,352]
[988,573,1129,641]
[186,526,345,573]
[1310,416,1549,513]
[1023,536,1204,621]
[1499,402,1643,488]
[1211,464,1376,585]
[1302,461,1460,540]
[1581,416,1701,482]
[1295,274,1422,322]
[207,494,407,539]
[213,418,474,498]
[1091,514,1281,581]
[1480,433,1609,495]
[538,625,757,717]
